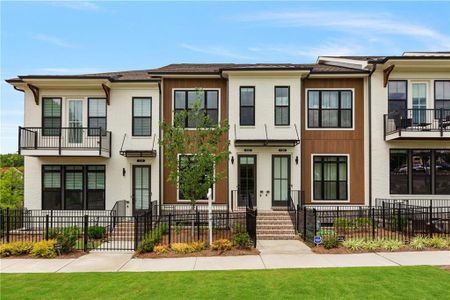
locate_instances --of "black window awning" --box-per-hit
[234,139,300,147]
[119,150,157,157]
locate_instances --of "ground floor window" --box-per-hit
[42,165,105,210]
[389,149,450,195]
[313,156,348,201]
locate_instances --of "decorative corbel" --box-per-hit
[27,84,40,105]
[102,83,111,105]
[383,65,395,87]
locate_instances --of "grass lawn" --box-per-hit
[1,266,449,299]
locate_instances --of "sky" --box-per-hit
[1,1,450,153]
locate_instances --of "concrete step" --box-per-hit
[257,216,292,221]
[257,211,290,216]
[257,224,296,230]
[257,234,298,240]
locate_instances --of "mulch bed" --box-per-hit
[134,247,259,259]
[1,250,86,259]
[310,244,450,254]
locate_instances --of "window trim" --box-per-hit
[434,80,450,117]
[274,86,290,126]
[172,88,221,129]
[87,97,107,136]
[305,89,354,130]
[176,154,215,203]
[41,97,62,136]
[41,165,106,210]
[389,149,450,195]
[310,154,350,203]
[239,86,256,126]
[132,97,152,137]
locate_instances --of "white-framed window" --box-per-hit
[174,89,219,128]
[312,154,349,202]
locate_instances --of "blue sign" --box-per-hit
[314,236,322,245]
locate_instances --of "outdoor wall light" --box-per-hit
[122,168,126,177]
[231,156,234,164]
[295,156,299,165]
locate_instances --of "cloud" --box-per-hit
[32,34,75,48]
[180,43,255,60]
[233,10,450,49]
[50,1,101,12]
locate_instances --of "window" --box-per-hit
[174,90,219,128]
[275,87,290,125]
[389,150,409,194]
[388,81,407,117]
[87,166,106,210]
[412,83,427,124]
[435,150,450,195]
[42,98,61,136]
[240,87,255,126]
[88,98,107,136]
[313,156,348,201]
[132,97,151,136]
[272,156,290,205]
[389,149,450,195]
[307,90,352,128]
[178,155,213,200]
[41,165,106,210]
[435,81,450,119]
[42,166,62,210]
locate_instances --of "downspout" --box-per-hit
[368,64,377,208]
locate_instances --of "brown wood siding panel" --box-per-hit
[301,78,365,205]
[162,78,228,204]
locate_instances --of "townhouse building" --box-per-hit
[6,52,450,217]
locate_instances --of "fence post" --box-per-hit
[6,208,10,243]
[168,214,172,245]
[382,201,385,228]
[134,215,139,251]
[303,207,307,240]
[429,202,433,237]
[83,215,88,253]
[196,210,200,241]
[397,203,401,233]
[371,207,375,240]
[296,204,300,233]
[313,208,317,238]
[45,214,49,240]
[50,210,53,229]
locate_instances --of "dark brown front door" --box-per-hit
[238,155,256,207]
[132,165,151,215]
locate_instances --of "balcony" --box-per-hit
[384,109,450,141]
[18,127,111,157]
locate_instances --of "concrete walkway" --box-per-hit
[1,240,449,273]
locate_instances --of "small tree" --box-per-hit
[160,89,229,208]
[0,168,24,209]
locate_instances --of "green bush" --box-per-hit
[88,226,106,240]
[30,240,56,258]
[342,238,364,251]
[353,218,371,228]
[137,223,169,253]
[389,216,408,231]
[55,227,80,253]
[322,236,339,249]
[364,239,384,252]
[333,218,349,228]
[63,226,80,237]
[382,239,403,252]
[211,239,233,251]
[410,235,428,250]
[46,228,61,239]
[0,241,33,257]
[137,238,156,253]
[427,237,447,249]
[234,231,251,248]
[317,229,336,237]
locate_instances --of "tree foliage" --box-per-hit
[0,168,24,209]
[0,154,24,167]
[160,89,229,205]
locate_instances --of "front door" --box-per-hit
[68,100,83,144]
[238,155,256,207]
[132,166,151,215]
[272,155,290,207]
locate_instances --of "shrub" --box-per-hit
[322,236,339,249]
[154,245,169,254]
[0,241,33,257]
[389,216,407,231]
[427,237,447,249]
[30,240,56,258]
[353,218,371,229]
[317,229,336,237]
[175,223,184,234]
[171,243,196,254]
[211,239,232,251]
[191,241,207,252]
[234,232,251,248]
[410,235,428,250]
[88,225,106,240]
[46,228,61,239]
[137,238,156,253]
[333,218,349,228]
[342,238,364,251]
[382,239,403,252]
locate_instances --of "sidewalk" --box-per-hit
[1,241,449,273]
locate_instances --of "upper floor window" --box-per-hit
[388,80,407,116]
[240,87,255,126]
[88,98,107,136]
[174,90,219,128]
[435,81,450,119]
[275,86,290,125]
[132,97,152,136]
[42,98,62,136]
[307,90,352,128]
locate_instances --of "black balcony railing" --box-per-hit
[18,127,111,156]
[384,108,450,138]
